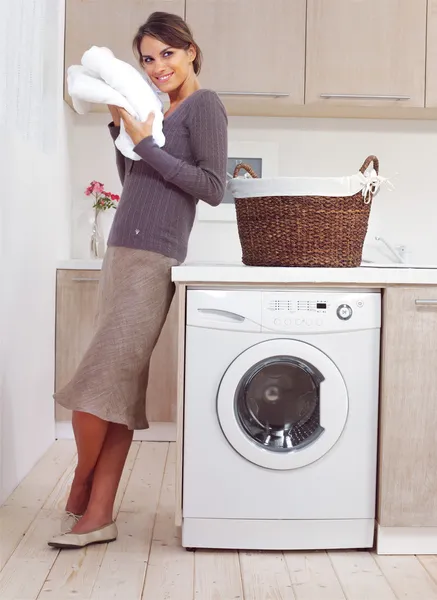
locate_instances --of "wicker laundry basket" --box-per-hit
[229,155,380,268]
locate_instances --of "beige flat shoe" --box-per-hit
[48,522,118,549]
[61,511,82,533]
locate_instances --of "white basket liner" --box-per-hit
[227,171,373,199]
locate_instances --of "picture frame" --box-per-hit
[196,141,279,222]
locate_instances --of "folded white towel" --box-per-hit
[67,46,165,160]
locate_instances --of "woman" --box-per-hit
[49,11,227,549]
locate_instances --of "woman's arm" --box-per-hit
[107,106,126,185]
[108,123,126,185]
[133,91,228,206]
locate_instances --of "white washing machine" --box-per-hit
[183,288,381,551]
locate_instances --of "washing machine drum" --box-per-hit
[217,339,348,470]
[237,357,321,450]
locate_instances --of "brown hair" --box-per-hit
[133,12,202,75]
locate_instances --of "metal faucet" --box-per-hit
[374,236,404,264]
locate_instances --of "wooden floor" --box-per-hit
[2,443,437,600]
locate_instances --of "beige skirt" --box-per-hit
[54,246,178,430]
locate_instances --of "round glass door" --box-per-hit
[217,339,348,470]
[235,356,323,452]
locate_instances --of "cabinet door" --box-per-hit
[306,0,427,108]
[426,0,437,106]
[64,0,185,109]
[186,0,306,113]
[145,297,178,423]
[55,270,177,425]
[55,270,101,421]
[378,287,437,527]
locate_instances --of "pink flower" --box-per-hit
[87,180,104,194]
[86,180,119,209]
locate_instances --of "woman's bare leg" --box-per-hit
[71,422,134,533]
[65,411,109,515]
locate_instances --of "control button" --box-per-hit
[284,319,291,326]
[316,318,323,326]
[356,300,364,308]
[274,318,281,325]
[295,319,302,326]
[306,319,312,326]
[337,304,353,320]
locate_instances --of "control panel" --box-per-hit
[262,290,380,333]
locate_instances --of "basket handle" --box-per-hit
[359,155,379,175]
[233,163,259,178]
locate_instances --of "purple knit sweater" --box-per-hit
[107,89,228,262]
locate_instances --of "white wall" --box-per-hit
[0,0,72,503]
[70,113,437,266]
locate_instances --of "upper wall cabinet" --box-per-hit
[305,0,427,108]
[185,0,306,113]
[64,0,184,108]
[426,0,437,107]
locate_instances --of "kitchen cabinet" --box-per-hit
[64,0,184,109]
[64,0,437,119]
[378,287,437,527]
[55,269,177,425]
[305,0,427,108]
[185,0,306,113]
[426,0,437,106]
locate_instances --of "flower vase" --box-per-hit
[90,208,116,259]
[90,209,105,259]
[99,208,115,244]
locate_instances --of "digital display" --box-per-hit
[317,302,327,309]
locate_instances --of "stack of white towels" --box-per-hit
[67,46,165,160]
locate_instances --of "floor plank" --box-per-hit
[2,441,77,509]
[0,453,80,599]
[284,552,346,600]
[0,441,76,570]
[374,554,437,600]
[240,551,295,600]
[194,550,244,600]
[0,493,77,598]
[38,442,140,600]
[6,442,437,600]
[418,555,437,585]
[88,442,169,600]
[328,552,396,600]
[141,444,194,600]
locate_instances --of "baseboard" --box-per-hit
[377,523,437,554]
[55,420,176,442]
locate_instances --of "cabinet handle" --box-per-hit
[217,91,290,98]
[415,299,437,306]
[72,277,100,282]
[320,93,410,101]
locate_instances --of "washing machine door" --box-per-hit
[217,339,348,470]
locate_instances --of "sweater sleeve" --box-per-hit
[133,90,228,206]
[108,123,126,185]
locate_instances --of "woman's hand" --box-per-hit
[118,109,155,146]
[107,104,121,127]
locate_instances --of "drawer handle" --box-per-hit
[415,299,437,306]
[320,93,410,101]
[217,91,290,98]
[72,277,100,282]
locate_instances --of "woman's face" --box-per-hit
[139,35,195,93]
